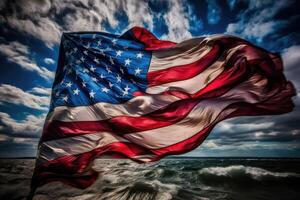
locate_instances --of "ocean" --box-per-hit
[1,158,300,200]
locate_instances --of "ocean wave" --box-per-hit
[198,165,300,180]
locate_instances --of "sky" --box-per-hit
[0,0,300,158]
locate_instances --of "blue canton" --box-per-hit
[50,32,151,111]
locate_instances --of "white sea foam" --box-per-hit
[198,165,300,180]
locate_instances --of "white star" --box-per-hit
[109,56,114,65]
[124,85,130,92]
[122,85,130,96]
[73,47,78,53]
[82,81,86,87]
[125,58,131,66]
[63,95,68,102]
[120,68,124,74]
[89,90,95,98]
[76,59,81,64]
[83,50,88,55]
[100,50,105,56]
[73,88,80,95]
[102,87,109,93]
[66,82,72,88]
[83,68,89,73]
[136,52,143,58]
[116,74,121,82]
[106,66,112,73]
[134,67,142,75]
[55,91,60,96]
[80,56,85,62]
[100,74,106,79]
[86,42,91,48]
[90,66,96,72]
[108,82,114,88]
[116,50,123,57]
[92,77,98,82]
[94,58,99,64]
[97,40,102,46]
[112,39,117,45]
[67,69,72,74]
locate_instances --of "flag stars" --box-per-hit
[122,85,130,96]
[83,50,88,55]
[116,74,121,82]
[102,87,109,93]
[109,56,114,65]
[136,52,143,58]
[116,50,123,57]
[125,58,131,66]
[90,66,96,72]
[92,77,98,82]
[89,90,95,98]
[106,66,112,73]
[63,95,68,102]
[100,74,106,79]
[82,81,87,88]
[80,56,85,62]
[94,58,99,64]
[134,67,142,75]
[112,39,117,45]
[66,82,73,88]
[83,68,89,73]
[109,82,114,88]
[73,88,80,95]
[97,40,102,46]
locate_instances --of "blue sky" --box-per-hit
[0,0,300,157]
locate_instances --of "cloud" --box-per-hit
[0,41,54,80]
[0,0,157,47]
[0,112,46,137]
[44,58,55,65]
[161,0,193,42]
[226,1,292,43]
[0,84,50,111]
[282,45,300,90]
[206,0,221,25]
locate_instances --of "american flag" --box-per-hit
[30,27,295,191]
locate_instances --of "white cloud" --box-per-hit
[0,112,46,136]
[161,0,193,42]
[0,84,50,111]
[44,58,55,65]
[216,121,274,133]
[226,1,291,42]
[0,41,54,80]
[282,45,300,91]
[0,0,157,47]
[30,87,52,96]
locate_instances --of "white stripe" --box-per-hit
[46,94,180,123]
[149,38,210,72]
[147,60,224,94]
[147,44,244,94]
[39,74,269,161]
[38,132,129,162]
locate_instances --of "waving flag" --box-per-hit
[30,27,295,191]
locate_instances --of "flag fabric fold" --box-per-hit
[31,27,295,191]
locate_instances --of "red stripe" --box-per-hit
[31,141,154,189]
[131,26,177,50]
[32,89,295,190]
[41,99,199,142]
[147,43,221,87]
